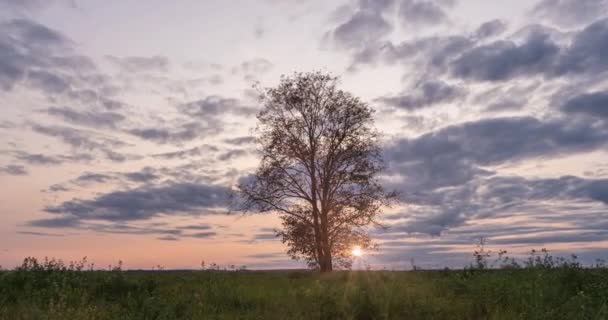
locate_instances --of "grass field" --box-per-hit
[1,257,608,319]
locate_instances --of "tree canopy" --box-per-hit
[236,72,395,271]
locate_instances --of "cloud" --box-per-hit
[223,136,256,146]
[123,167,159,183]
[151,145,219,159]
[384,175,608,236]
[17,231,65,237]
[189,231,217,239]
[28,216,81,228]
[325,0,395,49]
[350,33,474,72]
[0,164,28,175]
[179,96,257,119]
[42,182,230,223]
[128,122,212,144]
[46,106,125,129]
[13,151,64,166]
[386,116,608,189]
[64,167,159,190]
[398,0,450,28]
[554,18,608,76]
[26,70,70,93]
[474,19,507,39]
[449,18,608,81]
[0,0,75,13]
[531,0,608,28]
[106,55,170,73]
[217,149,248,161]
[47,184,70,192]
[73,172,114,185]
[158,236,179,241]
[473,83,539,112]
[377,80,466,111]
[237,58,273,74]
[0,18,103,95]
[561,91,608,118]
[0,19,65,90]
[381,113,608,236]
[253,232,278,240]
[450,31,560,82]
[30,123,134,162]
[177,224,213,231]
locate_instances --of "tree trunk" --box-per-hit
[320,214,333,272]
[311,208,328,271]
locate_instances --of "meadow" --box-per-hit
[1,253,608,320]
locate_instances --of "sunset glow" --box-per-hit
[0,0,607,270]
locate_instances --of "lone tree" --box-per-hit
[236,72,394,271]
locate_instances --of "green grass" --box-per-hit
[1,257,608,319]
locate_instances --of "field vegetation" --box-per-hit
[1,249,607,319]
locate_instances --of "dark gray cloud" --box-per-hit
[377,80,466,111]
[177,224,213,231]
[473,83,539,112]
[223,136,256,146]
[326,0,395,49]
[0,120,15,129]
[0,164,28,175]
[123,167,159,183]
[398,0,449,28]
[475,19,507,39]
[46,106,125,129]
[189,231,217,239]
[358,0,395,13]
[158,236,179,241]
[128,122,212,145]
[0,0,75,12]
[30,123,134,162]
[13,151,64,166]
[450,18,608,81]
[349,33,474,73]
[151,145,220,159]
[26,70,70,93]
[73,172,113,185]
[562,91,608,118]
[61,167,159,191]
[333,12,391,49]
[386,116,608,189]
[531,0,608,28]
[450,31,560,82]
[253,232,278,240]
[217,149,248,161]
[106,55,170,73]
[179,96,256,119]
[0,19,65,90]
[0,18,103,96]
[47,184,70,192]
[381,113,608,236]
[17,231,65,237]
[43,182,230,223]
[28,216,80,228]
[554,19,608,76]
[346,16,608,90]
[246,252,285,259]
[383,175,608,237]
[491,231,608,246]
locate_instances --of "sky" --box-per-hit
[1,0,608,270]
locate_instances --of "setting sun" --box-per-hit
[351,246,363,257]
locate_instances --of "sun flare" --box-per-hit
[351,246,363,257]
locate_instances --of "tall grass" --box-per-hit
[1,252,607,319]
